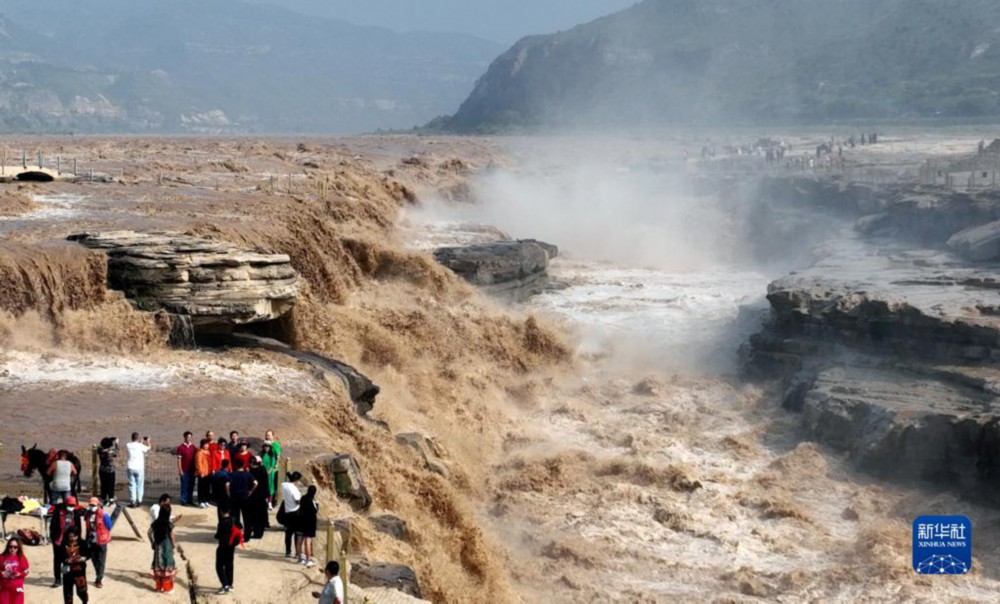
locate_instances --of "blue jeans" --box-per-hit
[50,489,70,505]
[127,468,145,505]
[180,471,194,504]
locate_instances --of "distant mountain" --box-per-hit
[241,0,638,46]
[0,0,501,133]
[442,0,1000,132]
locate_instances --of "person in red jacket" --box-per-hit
[84,497,113,588]
[233,442,253,472]
[206,431,222,473]
[0,537,29,604]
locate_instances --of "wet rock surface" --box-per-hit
[948,220,1000,262]
[744,177,1000,499]
[224,334,380,414]
[313,453,373,511]
[68,230,297,326]
[352,558,422,599]
[433,239,557,301]
[369,514,408,541]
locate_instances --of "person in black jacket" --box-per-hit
[247,457,269,539]
[49,496,85,588]
[296,486,319,568]
[226,459,257,531]
[59,528,90,603]
[214,508,245,595]
[211,460,232,519]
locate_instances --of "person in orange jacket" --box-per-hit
[194,439,212,509]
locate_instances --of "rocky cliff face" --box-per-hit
[68,231,297,328]
[443,0,1000,132]
[743,178,1000,500]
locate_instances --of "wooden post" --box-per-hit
[325,518,336,564]
[120,506,143,540]
[324,518,350,600]
[57,156,61,175]
[73,158,77,177]
[340,525,349,603]
[341,551,349,602]
[91,446,99,496]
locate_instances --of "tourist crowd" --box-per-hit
[4,428,343,603]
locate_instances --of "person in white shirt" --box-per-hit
[279,472,302,559]
[47,450,77,504]
[125,433,151,507]
[312,561,344,604]
[149,493,181,524]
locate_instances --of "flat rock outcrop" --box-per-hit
[742,176,1000,500]
[69,231,297,327]
[785,365,1000,491]
[433,239,557,301]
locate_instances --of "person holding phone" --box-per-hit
[126,433,151,508]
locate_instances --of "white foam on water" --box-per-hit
[0,349,320,397]
[532,256,769,370]
[0,193,89,221]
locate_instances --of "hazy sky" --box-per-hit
[248,0,639,44]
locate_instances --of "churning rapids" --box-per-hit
[403,159,1000,602]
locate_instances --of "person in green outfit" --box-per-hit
[262,430,282,509]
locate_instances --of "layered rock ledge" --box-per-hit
[433,239,558,301]
[742,177,1000,500]
[68,231,297,327]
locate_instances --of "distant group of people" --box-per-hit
[8,427,343,602]
[690,132,884,173]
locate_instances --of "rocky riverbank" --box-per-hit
[744,177,1000,501]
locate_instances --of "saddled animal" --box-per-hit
[20,444,83,503]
